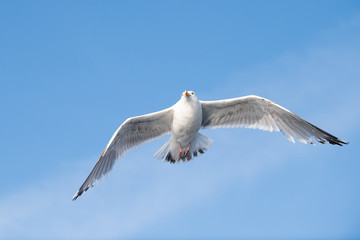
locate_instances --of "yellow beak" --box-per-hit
[185,91,191,97]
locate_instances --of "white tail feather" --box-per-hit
[154,133,214,163]
[154,140,171,160]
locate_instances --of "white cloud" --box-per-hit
[0,151,239,239]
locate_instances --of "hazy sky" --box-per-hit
[1,1,359,239]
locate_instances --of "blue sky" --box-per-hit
[1,1,360,239]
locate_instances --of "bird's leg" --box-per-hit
[178,143,182,159]
[184,144,190,157]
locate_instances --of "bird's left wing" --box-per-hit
[72,108,173,200]
[201,95,348,146]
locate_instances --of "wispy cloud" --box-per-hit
[0,151,244,239]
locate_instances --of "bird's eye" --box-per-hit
[191,92,194,95]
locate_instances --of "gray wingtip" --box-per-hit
[72,190,82,201]
[328,138,349,146]
[72,192,79,201]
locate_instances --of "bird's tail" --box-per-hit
[154,133,214,163]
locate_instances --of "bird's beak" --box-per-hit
[185,91,191,97]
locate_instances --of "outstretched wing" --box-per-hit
[73,108,173,200]
[201,95,348,146]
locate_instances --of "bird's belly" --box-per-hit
[172,112,202,145]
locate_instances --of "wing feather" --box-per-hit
[72,107,173,200]
[201,95,348,146]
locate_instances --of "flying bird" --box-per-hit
[72,90,348,200]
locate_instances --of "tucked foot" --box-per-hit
[184,144,190,157]
[178,143,182,159]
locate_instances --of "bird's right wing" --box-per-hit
[72,107,173,200]
[201,95,348,146]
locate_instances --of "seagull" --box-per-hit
[72,90,348,200]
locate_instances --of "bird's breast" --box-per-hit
[172,101,202,139]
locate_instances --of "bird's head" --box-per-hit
[182,90,197,100]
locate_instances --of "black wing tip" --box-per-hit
[327,138,349,146]
[301,120,349,146]
[72,186,89,201]
[72,191,82,201]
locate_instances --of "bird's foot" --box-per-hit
[178,144,190,159]
[178,144,182,159]
[183,144,190,157]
